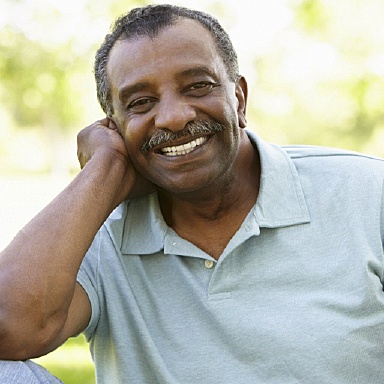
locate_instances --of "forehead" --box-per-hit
[107,18,227,91]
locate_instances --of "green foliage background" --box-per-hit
[0,0,383,383]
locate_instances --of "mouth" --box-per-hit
[158,136,209,157]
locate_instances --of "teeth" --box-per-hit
[160,136,207,156]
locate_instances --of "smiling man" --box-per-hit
[2,4,384,384]
[104,16,259,259]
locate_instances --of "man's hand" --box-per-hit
[77,118,155,206]
[77,118,127,169]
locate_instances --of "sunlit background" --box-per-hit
[1,0,383,382]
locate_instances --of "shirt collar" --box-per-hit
[113,130,310,255]
[247,130,310,227]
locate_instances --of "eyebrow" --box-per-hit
[178,66,217,79]
[118,82,151,103]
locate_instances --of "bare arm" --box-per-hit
[0,118,153,360]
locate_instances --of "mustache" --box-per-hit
[141,120,225,153]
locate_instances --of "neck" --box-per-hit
[158,134,260,259]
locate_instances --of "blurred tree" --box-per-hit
[0,0,147,173]
[250,0,384,155]
[1,31,80,131]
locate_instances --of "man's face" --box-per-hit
[107,18,247,195]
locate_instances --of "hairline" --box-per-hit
[96,10,240,116]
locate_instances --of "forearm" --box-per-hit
[0,152,127,357]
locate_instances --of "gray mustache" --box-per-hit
[141,120,225,153]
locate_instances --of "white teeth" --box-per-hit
[160,136,207,156]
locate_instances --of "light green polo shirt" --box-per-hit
[78,131,384,383]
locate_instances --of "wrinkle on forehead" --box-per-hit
[107,18,220,78]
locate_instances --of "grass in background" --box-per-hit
[33,334,95,384]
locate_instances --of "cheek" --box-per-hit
[209,93,238,125]
[119,120,147,149]
[119,126,152,170]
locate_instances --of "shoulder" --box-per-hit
[284,145,383,163]
[283,145,384,185]
[247,130,384,184]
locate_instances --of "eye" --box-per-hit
[185,82,219,96]
[127,97,156,113]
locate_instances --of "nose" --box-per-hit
[154,93,197,132]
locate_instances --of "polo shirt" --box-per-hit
[77,131,384,383]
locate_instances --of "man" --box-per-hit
[1,4,384,383]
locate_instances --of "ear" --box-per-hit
[235,76,248,128]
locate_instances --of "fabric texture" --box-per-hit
[77,131,384,383]
[0,360,63,384]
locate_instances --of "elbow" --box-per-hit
[0,305,66,360]
[0,309,30,360]
[0,324,29,361]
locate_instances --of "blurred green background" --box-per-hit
[1,0,383,382]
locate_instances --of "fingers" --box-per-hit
[107,119,118,130]
[93,117,118,132]
[77,118,126,170]
[90,117,109,129]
